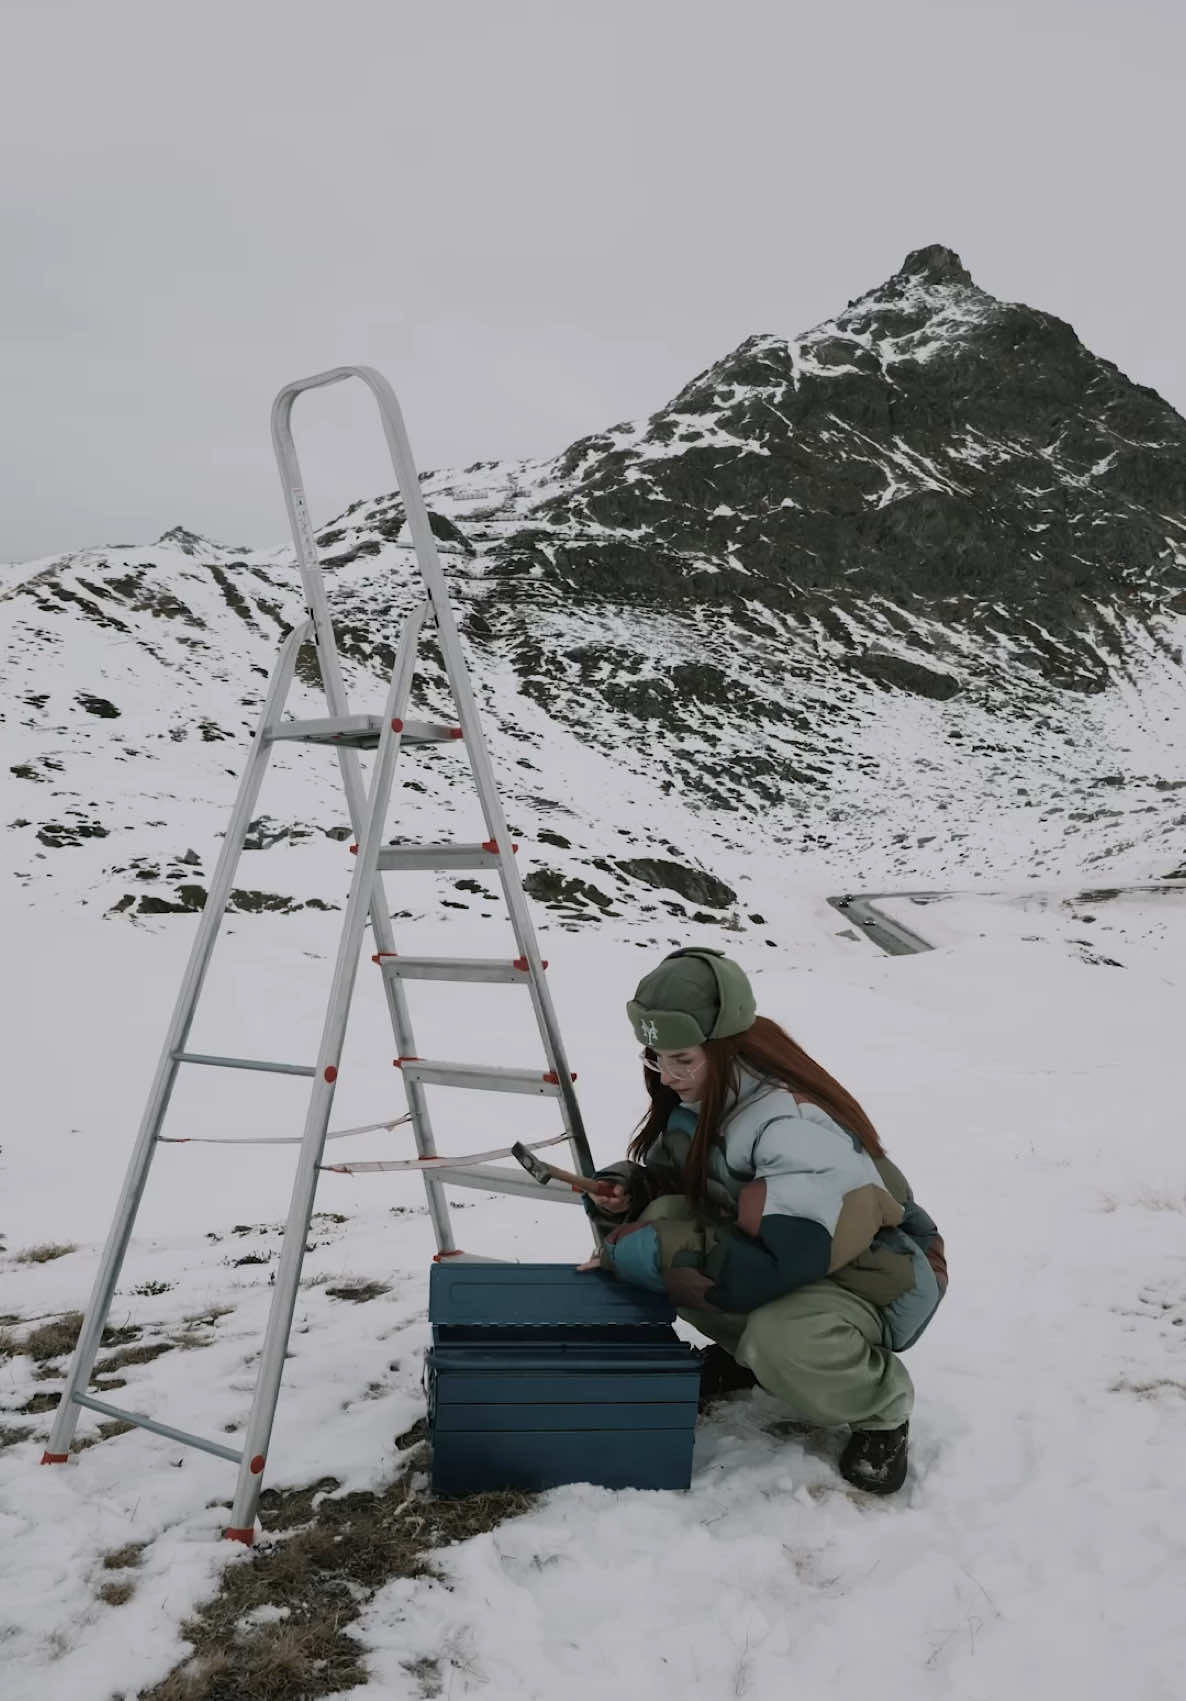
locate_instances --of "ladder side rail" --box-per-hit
[44,621,311,1463]
[271,382,456,1247]
[270,383,358,728]
[356,365,593,1178]
[351,608,455,1250]
[227,607,425,1538]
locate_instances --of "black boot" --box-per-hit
[698,1343,758,1411]
[838,1422,909,1494]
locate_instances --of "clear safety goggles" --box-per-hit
[639,1048,704,1082]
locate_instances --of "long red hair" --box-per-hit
[627,1015,885,1203]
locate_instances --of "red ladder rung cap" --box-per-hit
[393,1056,420,1067]
[323,1066,337,1083]
[349,844,358,855]
[372,952,397,963]
[543,1071,577,1084]
[448,727,464,739]
[250,1454,266,1474]
[480,840,519,854]
[391,718,404,732]
[512,957,548,972]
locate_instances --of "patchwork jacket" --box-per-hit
[591,1067,948,1349]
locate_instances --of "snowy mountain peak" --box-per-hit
[155,525,240,557]
[3,251,1185,925]
[894,243,975,288]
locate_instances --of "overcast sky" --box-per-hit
[3,0,1184,562]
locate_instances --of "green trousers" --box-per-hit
[643,1196,914,1431]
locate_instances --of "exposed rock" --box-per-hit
[896,244,975,287]
[36,818,110,848]
[847,652,963,700]
[616,858,736,909]
[244,816,291,851]
[522,869,617,915]
[75,694,121,719]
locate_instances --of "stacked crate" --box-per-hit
[426,1263,702,1494]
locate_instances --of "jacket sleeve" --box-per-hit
[901,1197,948,1293]
[703,1112,841,1312]
[878,1156,949,1294]
[581,1157,670,1233]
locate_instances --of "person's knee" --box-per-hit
[639,1195,697,1225]
[737,1299,832,1373]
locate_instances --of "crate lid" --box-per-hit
[428,1261,676,1327]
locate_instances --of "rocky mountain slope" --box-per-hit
[3,246,1185,938]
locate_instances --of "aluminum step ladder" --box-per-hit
[41,365,595,1542]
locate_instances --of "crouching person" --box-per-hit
[586,947,947,1496]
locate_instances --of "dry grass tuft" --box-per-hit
[182,1306,235,1327]
[0,1329,18,1360]
[14,1242,78,1264]
[18,1315,145,1363]
[1110,1377,1186,1399]
[19,1391,61,1415]
[395,1417,428,1452]
[98,1579,136,1607]
[93,1341,174,1376]
[100,1324,143,1348]
[0,1423,34,1450]
[71,1418,136,1454]
[1135,1189,1186,1213]
[24,1312,84,1361]
[323,1281,391,1304]
[403,1654,443,1697]
[170,1328,218,1351]
[140,1465,534,1701]
[103,1542,147,1570]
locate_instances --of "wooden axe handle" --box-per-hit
[510,1142,608,1197]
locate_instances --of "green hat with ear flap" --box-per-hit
[626,947,756,1049]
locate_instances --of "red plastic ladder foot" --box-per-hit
[224,1526,256,1545]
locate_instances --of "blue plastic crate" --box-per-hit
[425,1263,701,1495]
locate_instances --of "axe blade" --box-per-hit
[511,1141,554,1185]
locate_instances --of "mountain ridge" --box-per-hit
[3,246,1185,931]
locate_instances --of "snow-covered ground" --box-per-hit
[2,884,1185,1699]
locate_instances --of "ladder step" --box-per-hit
[71,1391,244,1465]
[395,1059,576,1096]
[175,1051,318,1078]
[375,840,515,872]
[424,1162,583,1202]
[268,714,462,749]
[373,953,545,984]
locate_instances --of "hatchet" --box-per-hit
[510,1141,611,1198]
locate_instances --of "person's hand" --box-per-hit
[578,1218,646,1272]
[591,1181,631,1214]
